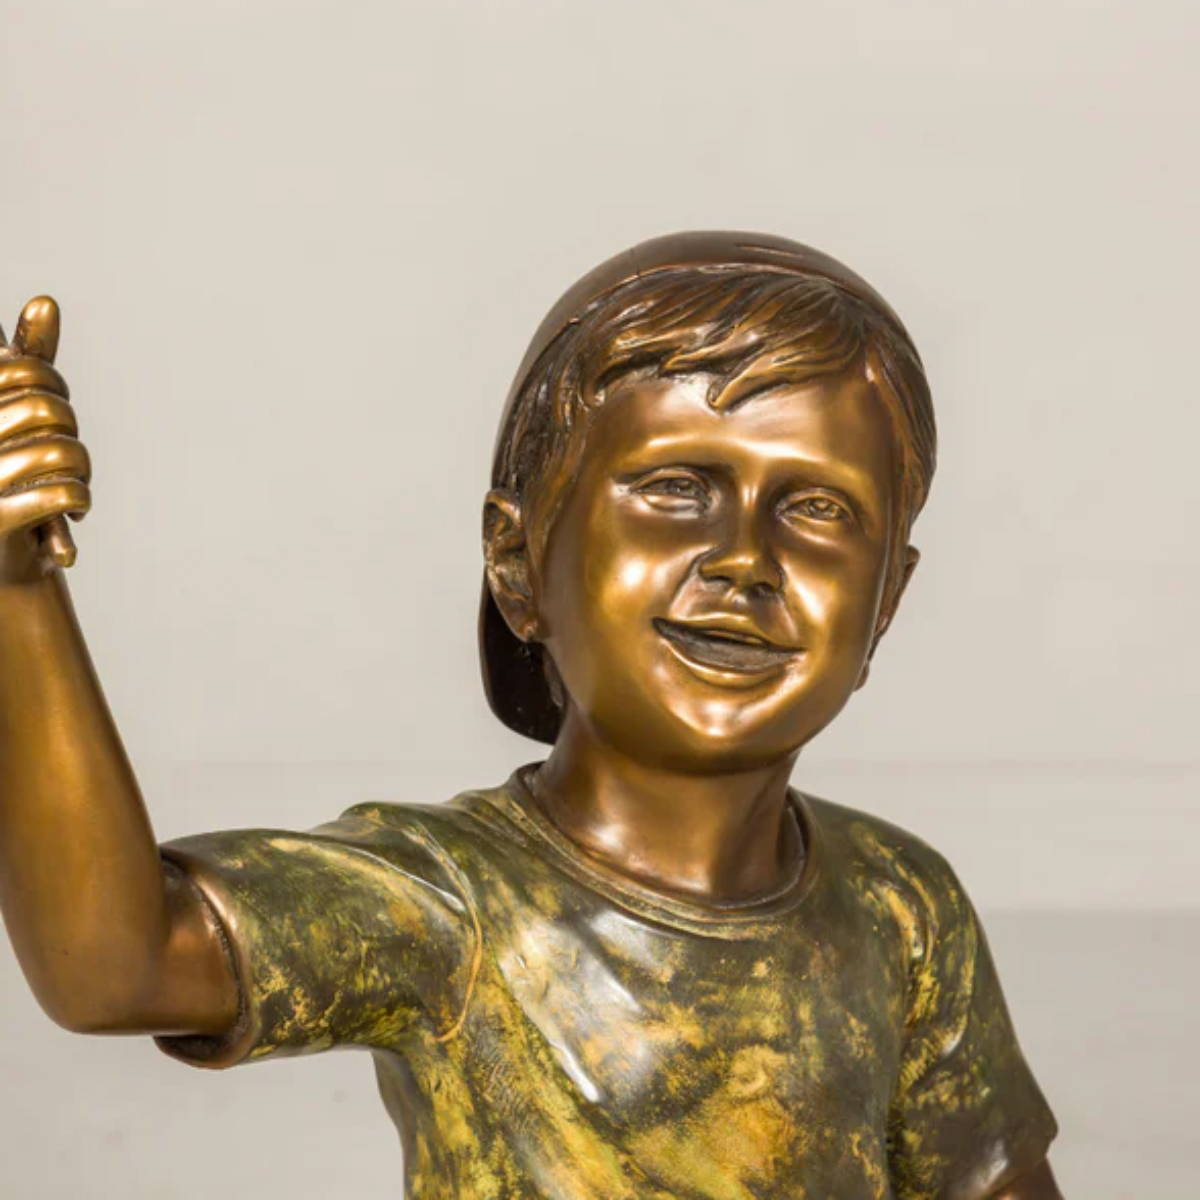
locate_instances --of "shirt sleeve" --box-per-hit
[887,852,1059,1200]
[155,804,478,1069]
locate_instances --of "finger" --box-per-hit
[0,390,78,442]
[12,297,61,365]
[0,480,90,540]
[0,436,91,494]
[0,358,69,399]
[39,517,77,568]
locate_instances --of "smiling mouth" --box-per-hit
[653,619,801,676]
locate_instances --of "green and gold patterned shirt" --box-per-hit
[158,769,1056,1199]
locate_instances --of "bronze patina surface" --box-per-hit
[0,234,1063,1198]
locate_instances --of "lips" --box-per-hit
[653,618,800,675]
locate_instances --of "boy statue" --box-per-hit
[0,232,1061,1199]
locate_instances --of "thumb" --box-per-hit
[12,296,61,365]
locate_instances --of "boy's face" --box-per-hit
[507,368,912,770]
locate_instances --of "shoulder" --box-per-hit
[805,792,963,889]
[160,789,506,915]
[802,792,977,958]
[340,784,516,857]
[333,783,540,883]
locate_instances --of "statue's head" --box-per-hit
[481,232,936,771]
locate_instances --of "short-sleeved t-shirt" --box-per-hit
[158,769,1057,1200]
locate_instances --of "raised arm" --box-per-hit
[0,297,237,1036]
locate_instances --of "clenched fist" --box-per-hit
[0,297,90,580]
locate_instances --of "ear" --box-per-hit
[483,489,542,643]
[855,545,920,692]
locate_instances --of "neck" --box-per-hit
[532,710,801,904]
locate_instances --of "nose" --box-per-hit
[697,507,784,595]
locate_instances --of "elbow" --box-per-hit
[27,956,163,1035]
[39,988,145,1035]
[49,1009,116,1036]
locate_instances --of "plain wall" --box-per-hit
[1,1,1197,1196]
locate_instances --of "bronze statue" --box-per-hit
[0,233,1062,1198]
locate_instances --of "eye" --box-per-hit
[632,471,711,511]
[781,493,851,524]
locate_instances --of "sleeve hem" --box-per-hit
[947,1117,1060,1200]
[153,849,259,1070]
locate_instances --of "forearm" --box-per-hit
[0,544,231,1033]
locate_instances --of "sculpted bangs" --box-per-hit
[495,266,937,579]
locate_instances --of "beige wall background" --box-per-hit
[1,1,1196,1196]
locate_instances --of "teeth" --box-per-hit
[701,629,765,646]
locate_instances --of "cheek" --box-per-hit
[538,499,704,705]
[588,547,694,624]
[566,494,700,624]
[785,543,889,649]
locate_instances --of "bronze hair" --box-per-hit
[494,265,936,608]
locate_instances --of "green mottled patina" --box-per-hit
[158,770,1055,1199]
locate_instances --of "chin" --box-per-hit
[667,675,863,772]
[587,695,812,775]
